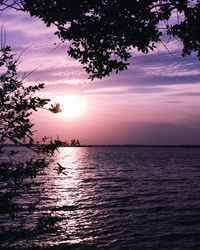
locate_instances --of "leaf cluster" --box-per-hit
[6,0,200,79]
[0,46,50,145]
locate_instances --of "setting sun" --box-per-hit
[55,95,85,119]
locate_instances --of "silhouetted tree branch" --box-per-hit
[0,45,64,246]
[0,0,199,79]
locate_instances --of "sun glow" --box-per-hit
[55,95,85,119]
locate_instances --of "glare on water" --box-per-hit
[1,146,200,249]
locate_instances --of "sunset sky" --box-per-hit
[1,8,200,145]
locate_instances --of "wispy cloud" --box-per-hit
[1,8,56,39]
[171,92,200,97]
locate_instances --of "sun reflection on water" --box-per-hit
[48,147,96,245]
[3,147,200,249]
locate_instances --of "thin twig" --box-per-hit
[20,65,42,81]
[5,135,40,154]
[0,2,24,11]
[160,40,176,58]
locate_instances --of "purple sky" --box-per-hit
[1,8,200,144]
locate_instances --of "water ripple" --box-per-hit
[1,147,200,249]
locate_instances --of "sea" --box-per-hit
[1,146,200,250]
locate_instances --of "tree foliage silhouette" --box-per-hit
[0,45,49,145]
[0,0,199,79]
[0,45,63,246]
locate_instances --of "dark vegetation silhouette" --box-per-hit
[0,44,65,248]
[70,139,80,146]
[0,0,199,79]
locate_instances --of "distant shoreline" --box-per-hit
[2,144,200,148]
[76,144,200,148]
[70,144,200,148]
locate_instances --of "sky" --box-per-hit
[1,7,200,145]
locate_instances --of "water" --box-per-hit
[1,146,200,249]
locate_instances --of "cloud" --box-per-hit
[171,92,200,97]
[1,8,56,38]
[129,52,200,86]
[164,101,182,104]
[84,86,169,96]
[20,65,87,83]
[146,74,200,85]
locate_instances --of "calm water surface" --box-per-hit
[1,147,200,249]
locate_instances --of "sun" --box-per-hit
[55,95,85,119]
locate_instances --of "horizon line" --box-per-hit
[2,144,200,148]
